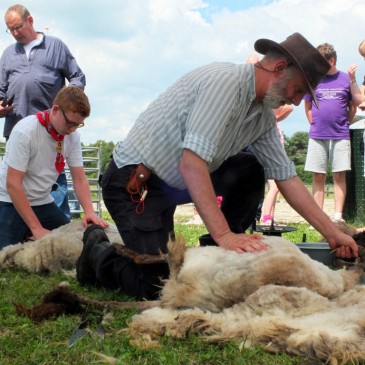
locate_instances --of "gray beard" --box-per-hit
[263,78,292,109]
[262,95,284,109]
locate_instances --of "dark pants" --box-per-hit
[0,202,70,249]
[99,152,264,300]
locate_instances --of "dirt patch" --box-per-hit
[175,198,335,225]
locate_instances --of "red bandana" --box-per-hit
[36,110,65,174]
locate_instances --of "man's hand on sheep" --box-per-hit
[217,232,269,254]
[327,229,359,259]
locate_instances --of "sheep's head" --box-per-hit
[333,232,365,271]
[352,233,365,267]
[353,231,365,248]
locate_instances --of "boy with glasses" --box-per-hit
[0,86,108,249]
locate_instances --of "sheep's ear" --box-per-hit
[353,232,365,248]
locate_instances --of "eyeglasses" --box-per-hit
[61,108,84,129]
[6,20,26,34]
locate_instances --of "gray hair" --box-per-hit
[5,4,30,21]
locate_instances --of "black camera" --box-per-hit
[1,95,14,107]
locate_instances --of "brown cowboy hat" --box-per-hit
[254,32,330,108]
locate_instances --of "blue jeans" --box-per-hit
[51,172,71,219]
[0,201,70,249]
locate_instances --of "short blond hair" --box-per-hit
[359,40,365,57]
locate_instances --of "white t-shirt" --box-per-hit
[23,34,43,59]
[0,115,83,205]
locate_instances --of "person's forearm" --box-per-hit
[73,178,95,216]
[7,185,42,233]
[348,65,364,107]
[350,81,364,107]
[275,105,293,122]
[360,85,365,110]
[348,102,357,123]
[277,176,358,257]
[305,109,312,124]
[70,166,97,216]
[276,177,334,236]
[179,150,230,242]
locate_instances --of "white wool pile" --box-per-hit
[129,235,365,364]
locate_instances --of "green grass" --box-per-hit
[0,269,314,365]
[175,220,322,247]
[0,221,348,365]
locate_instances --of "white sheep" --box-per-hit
[3,220,365,362]
[0,220,123,273]
[129,235,365,364]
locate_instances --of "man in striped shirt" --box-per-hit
[77,33,358,300]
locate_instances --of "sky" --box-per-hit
[0,0,364,144]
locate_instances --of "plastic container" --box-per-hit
[296,242,336,266]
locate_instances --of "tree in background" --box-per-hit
[284,131,308,166]
[83,140,115,174]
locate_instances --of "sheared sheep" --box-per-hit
[158,235,364,312]
[5,219,365,362]
[0,220,123,273]
[129,235,365,364]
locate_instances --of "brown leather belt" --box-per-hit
[126,163,152,194]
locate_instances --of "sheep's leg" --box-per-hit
[76,293,161,311]
[113,244,166,265]
[15,287,161,323]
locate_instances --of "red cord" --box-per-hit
[130,182,148,215]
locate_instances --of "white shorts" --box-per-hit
[304,138,351,173]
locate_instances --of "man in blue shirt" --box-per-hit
[0,4,85,138]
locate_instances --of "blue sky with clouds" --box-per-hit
[0,0,364,144]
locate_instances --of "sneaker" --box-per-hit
[332,218,346,223]
[261,220,272,226]
[260,220,286,227]
[261,215,273,225]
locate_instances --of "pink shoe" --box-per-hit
[261,215,273,224]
